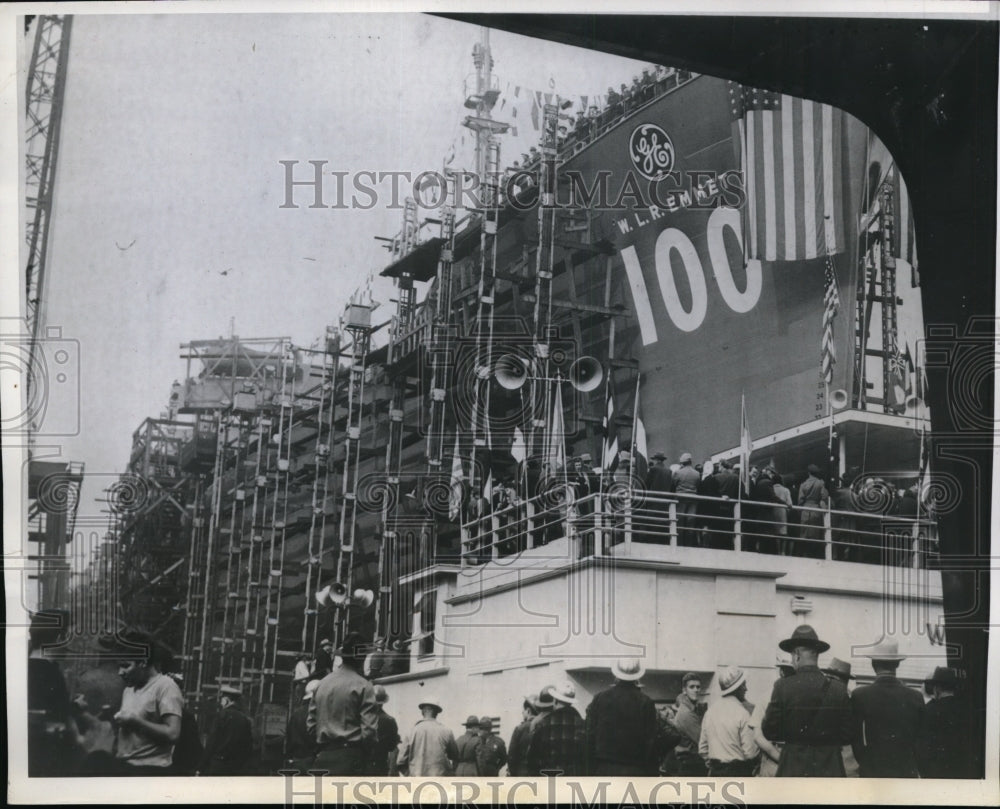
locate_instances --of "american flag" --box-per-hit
[822,256,841,385]
[602,377,618,475]
[890,166,918,271]
[729,83,846,261]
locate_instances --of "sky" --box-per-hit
[20,11,650,542]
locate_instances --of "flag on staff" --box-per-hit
[510,426,526,464]
[602,378,619,474]
[891,165,918,271]
[822,255,841,385]
[448,433,464,521]
[631,375,648,483]
[545,385,567,479]
[728,82,846,261]
[739,393,752,494]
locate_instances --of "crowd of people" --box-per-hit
[28,612,978,780]
[285,627,978,780]
[463,449,932,566]
[509,64,695,176]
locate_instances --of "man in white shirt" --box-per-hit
[698,667,759,776]
[113,630,184,775]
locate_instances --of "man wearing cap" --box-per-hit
[670,672,708,776]
[397,696,458,777]
[585,658,659,775]
[748,657,795,777]
[455,714,483,775]
[286,680,319,773]
[673,453,701,546]
[506,695,538,776]
[850,640,924,777]
[476,716,508,777]
[916,667,976,778]
[822,658,859,777]
[761,625,852,776]
[698,668,759,776]
[307,631,378,775]
[526,682,586,776]
[200,685,253,775]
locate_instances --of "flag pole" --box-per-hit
[629,373,641,494]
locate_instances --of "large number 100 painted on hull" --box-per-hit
[620,206,762,343]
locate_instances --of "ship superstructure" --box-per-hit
[94,28,945,760]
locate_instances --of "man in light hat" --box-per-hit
[397,695,458,777]
[585,658,658,775]
[526,682,586,776]
[762,625,852,776]
[850,640,924,777]
[367,685,399,777]
[916,666,976,778]
[308,631,378,774]
[506,694,539,776]
[285,680,319,773]
[822,658,859,777]
[748,656,795,776]
[698,668,759,776]
[455,714,483,775]
[672,453,701,545]
[200,685,253,775]
[476,715,508,777]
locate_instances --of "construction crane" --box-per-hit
[24,15,73,416]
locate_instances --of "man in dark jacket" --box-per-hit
[200,685,253,775]
[762,625,852,776]
[368,685,400,776]
[476,716,508,776]
[526,682,586,776]
[916,666,977,778]
[285,679,319,773]
[585,658,659,775]
[850,640,924,777]
[671,672,708,775]
[506,695,538,776]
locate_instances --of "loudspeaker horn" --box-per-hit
[316,581,350,607]
[569,356,603,392]
[830,389,849,410]
[904,394,923,412]
[494,354,529,390]
[351,588,375,610]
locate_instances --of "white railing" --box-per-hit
[460,489,937,570]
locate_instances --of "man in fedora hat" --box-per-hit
[762,625,852,776]
[749,656,795,777]
[526,681,586,776]
[850,640,924,777]
[673,452,701,546]
[397,695,458,777]
[476,716,508,777]
[367,685,400,777]
[698,668,759,777]
[455,714,483,775]
[822,658,859,777]
[200,685,253,775]
[585,658,659,775]
[307,631,378,775]
[917,667,976,778]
